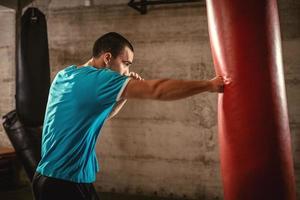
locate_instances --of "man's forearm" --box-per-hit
[154,79,211,101]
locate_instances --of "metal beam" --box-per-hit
[128,0,203,14]
[0,0,34,10]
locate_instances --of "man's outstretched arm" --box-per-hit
[121,76,226,101]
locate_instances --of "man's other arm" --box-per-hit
[107,99,127,120]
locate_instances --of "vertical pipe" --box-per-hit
[15,0,21,97]
[206,0,296,199]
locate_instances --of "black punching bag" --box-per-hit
[16,7,50,126]
[2,110,42,180]
[2,7,50,181]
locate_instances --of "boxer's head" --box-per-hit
[92,32,134,76]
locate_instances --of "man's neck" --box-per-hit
[78,58,105,69]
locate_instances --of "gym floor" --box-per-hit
[0,184,178,200]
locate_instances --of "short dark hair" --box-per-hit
[92,32,134,58]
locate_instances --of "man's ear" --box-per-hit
[104,52,112,66]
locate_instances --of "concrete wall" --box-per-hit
[0,0,299,199]
[0,6,15,147]
[278,0,300,198]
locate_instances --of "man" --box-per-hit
[32,32,227,200]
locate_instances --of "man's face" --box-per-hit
[108,46,134,76]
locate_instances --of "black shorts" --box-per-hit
[31,172,100,200]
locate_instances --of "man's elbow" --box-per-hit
[149,79,170,100]
[152,86,173,100]
[152,91,177,101]
[154,94,163,100]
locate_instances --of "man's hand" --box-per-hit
[208,75,231,93]
[128,72,144,80]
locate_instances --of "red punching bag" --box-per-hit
[206,0,296,199]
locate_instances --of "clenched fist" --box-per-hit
[209,75,231,93]
[128,72,144,80]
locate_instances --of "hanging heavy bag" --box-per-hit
[16,7,50,127]
[2,110,41,181]
[206,0,296,199]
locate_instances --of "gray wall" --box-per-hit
[0,6,15,147]
[0,0,299,199]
